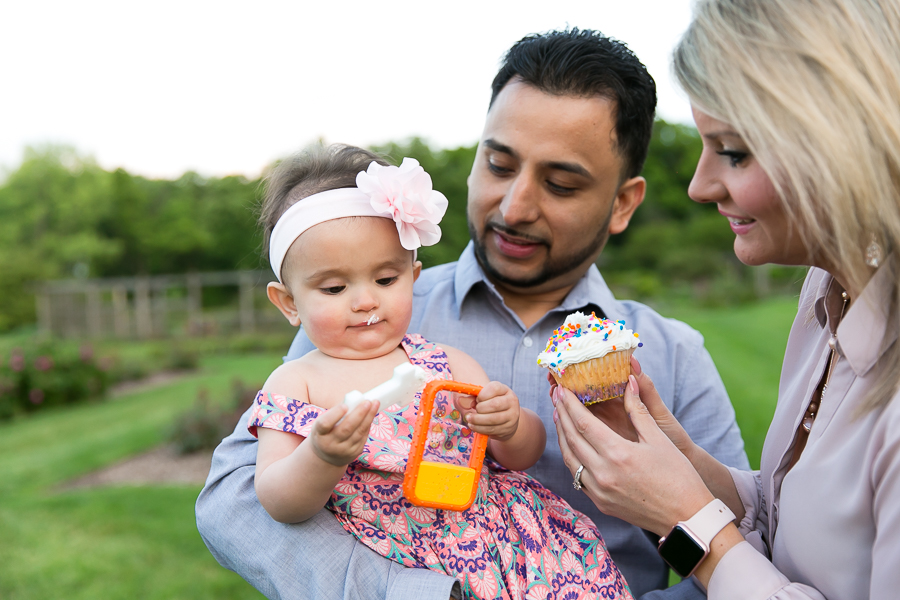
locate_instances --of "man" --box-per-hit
[197,29,748,599]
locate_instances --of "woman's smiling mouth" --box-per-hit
[720,210,757,234]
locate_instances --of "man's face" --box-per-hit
[467,80,644,292]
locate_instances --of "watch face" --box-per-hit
[658,525,707,578]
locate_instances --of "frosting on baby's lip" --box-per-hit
[536,311,642,374]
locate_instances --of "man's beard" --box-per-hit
[468,216,611,289]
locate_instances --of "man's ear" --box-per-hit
[267,282,301,327]
[608,175,646,235]
[413,260,422,282]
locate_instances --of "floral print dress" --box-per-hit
[248,334,632,600]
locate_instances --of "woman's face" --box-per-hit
[689,107,808,267]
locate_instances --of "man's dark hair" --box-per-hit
[490,28,657,179]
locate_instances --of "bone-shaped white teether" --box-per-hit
[343,362,428,413]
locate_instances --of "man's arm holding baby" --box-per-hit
[443,345,546,472]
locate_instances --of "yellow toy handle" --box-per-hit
[403,380,488,511]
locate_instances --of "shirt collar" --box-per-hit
[453,241,619,322]
[814,256,898,376]
[453,242,488,317]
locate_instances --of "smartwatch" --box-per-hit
[657,498,736,578]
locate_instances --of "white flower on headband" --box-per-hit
[356,158,449,251]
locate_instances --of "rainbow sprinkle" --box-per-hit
[536,312,642,371]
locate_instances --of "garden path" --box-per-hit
[63,371,223,489]
[62,444,213,489]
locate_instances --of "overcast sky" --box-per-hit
[0,0,696,180]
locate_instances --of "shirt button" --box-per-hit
[523,337,533,347]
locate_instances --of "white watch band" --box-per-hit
[681,498,736,545]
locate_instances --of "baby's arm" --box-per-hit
[254,364,379,524]
[442,345,546,471]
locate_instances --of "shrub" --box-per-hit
[0,344,109,420]
[166,347,200,371]
[168,378,259,454]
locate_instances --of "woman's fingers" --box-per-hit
[630,355,642,376]
[587,396,639,442]
[623,375,667,444]
[553,369,716,534]
[555,393,623,513]
[558,380,709,533]
[629,366,696,457]
[631,364,673,426]
[555,387,618,472]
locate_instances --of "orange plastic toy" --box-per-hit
[403,380,488,511]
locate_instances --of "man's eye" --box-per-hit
[547,180,577,195]
[376,277,398,286]
[488,161,512,176]
[716,150,749,167]
[321,286,345,295]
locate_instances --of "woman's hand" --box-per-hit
[309,400,379,466]
[459,381,520,442]
[553,374,713,536]
[549,359,700,459]
[628,357,699,460]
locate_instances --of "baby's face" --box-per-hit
[283,217,420,360]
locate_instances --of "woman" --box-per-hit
[553,0,900,598]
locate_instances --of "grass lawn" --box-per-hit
[0,353,278,600]
[0,297,800,598]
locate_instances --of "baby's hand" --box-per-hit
[459,381,520,442]
[308,400,379,466]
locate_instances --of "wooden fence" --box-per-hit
[35,270,291,339]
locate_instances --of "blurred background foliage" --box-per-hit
[0,120,805,333]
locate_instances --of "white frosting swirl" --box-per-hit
[536,311,641,375]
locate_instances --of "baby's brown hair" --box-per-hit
[259,144,390,260]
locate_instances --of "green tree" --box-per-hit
[0,146,265,330]
[0,124,793,332]
[0,146,120,328]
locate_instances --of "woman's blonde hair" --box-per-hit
[674,0,900,413]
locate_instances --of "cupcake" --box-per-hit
[537,311,643,405]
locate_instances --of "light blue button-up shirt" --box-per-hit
[197,243,748,599]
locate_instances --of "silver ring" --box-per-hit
[573,464,585,490]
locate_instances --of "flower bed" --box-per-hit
[0,344,109,419]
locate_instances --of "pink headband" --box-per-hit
[269,158,449,282]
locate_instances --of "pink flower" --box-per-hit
[356,158,449,251]
[34,356,53,372]
[79,345,94,362]
[9,349,24,372]
[29,389,45,405]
